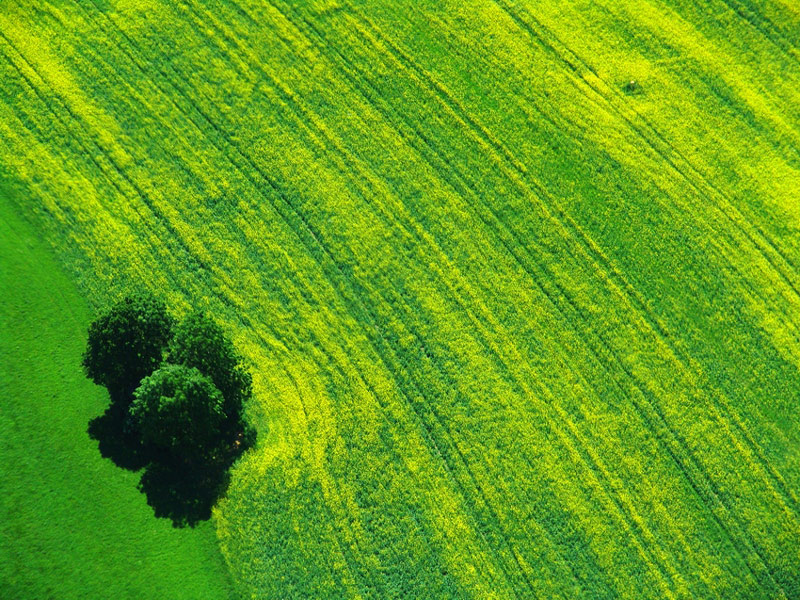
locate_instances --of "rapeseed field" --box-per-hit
[1,0,799,597]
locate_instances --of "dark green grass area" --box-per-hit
[0,192,238,600]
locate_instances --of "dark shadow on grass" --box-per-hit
[138,461,232,528]
[87,402,152,472]
[89,398,254,528]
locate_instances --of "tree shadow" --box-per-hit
[87,402,152,472]
[138,461,232,528]
[89,401,255,528]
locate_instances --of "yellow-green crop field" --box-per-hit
[2,0,800,597]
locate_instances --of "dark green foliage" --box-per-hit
[82,300,256,527]
[168,311,253,443]
[130,365,227,465]
[129,362,253,527]
[82,293,173,401]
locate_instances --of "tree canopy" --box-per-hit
[130,364,227,465]
[82,293,173,400]
[168,311,253,442]
[83,294,256,526]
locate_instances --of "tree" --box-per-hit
[130,364,227,466]
[84,299,257,527]
[167,311,253,444]
[82,293,173,401]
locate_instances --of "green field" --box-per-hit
[1,0,799,598]
[0,193,238,599]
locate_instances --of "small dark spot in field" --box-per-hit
[623,79,643,95]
